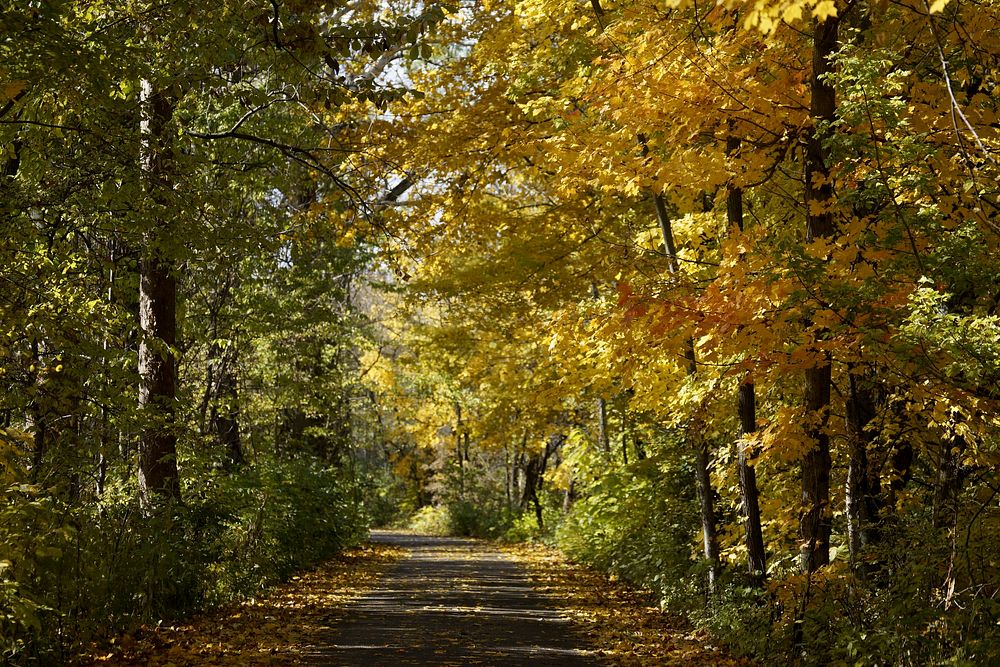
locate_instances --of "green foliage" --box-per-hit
[407,504,453,536]
[358,467,411,528]
[693,585,774,659]
[439,459,519,538]
[0,459,365,663]
[783,511,1000,666]
[445,498,509,538]
[502,511,546,543]
[556,438,703,614]
[197,458,368,601]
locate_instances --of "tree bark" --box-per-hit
[932,434,964,530]
[654,189,720,593]
[799,14,839,573]
[137,80,181,507]
[694,436,720,591]
[738,379,767,581]
[201,274,244,467]
[620,404,629,466]
[455,402,465,497]
[521,453,544,530]
[210,350,243,467]
[845,371,880,574]
[27,339,47,482]
[728,133,768,582]
[597,397,610,454]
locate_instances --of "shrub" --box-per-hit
[407,504,452,535]
[556,453,702,614]
[0,456,366,664]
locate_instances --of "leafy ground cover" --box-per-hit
[76,542,403,666]
[503,542,755,666]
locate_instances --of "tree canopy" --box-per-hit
[2,0,1000,662]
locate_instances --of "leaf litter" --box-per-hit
[502,541,756,666]
[75,542,403,666]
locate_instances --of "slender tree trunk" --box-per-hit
[694,436,720,591]
[137,80,181,507]
[521,453,544,530]
[97,246,117,497]
[504,442,512,510]
[203,276,244,467]
[454,403,465,497]
[738,380,767,581]
[211,353,243,467]
[28,339,47,482]
[800,14,839,573]
[620,404,629,466]
[727,134,768,582]
[845,371,881,575]
[634,433,646,461]
[563,478,576,513]
[597,397,611,454]
[590,282,612,457]
[654,189,720,593]
[933,434,964,530]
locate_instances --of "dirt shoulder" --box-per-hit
[502,541,755,666]
[78,541,403,666]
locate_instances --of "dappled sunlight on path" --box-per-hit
[304,531,599,665]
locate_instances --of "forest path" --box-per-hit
[303,530,600,666]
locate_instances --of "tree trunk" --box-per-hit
[454,403,465,497]
[799,14,839,573]
[728,134,767,582]
[210,352,243,467]
[654,189,720,593]
[738,379,767,581]
[202,275,244,467]
[137,80,181,507]
[620,404,629,466]
[597,397,610,454]
[932,434,964,530]
[694,436,720,592]
[845,371,880,574]
[563,478,576,513]
[521,453,544,530]
[634,434,646,461]
[27,339,47,482]
[504,442,513,510]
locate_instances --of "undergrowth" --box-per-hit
[0,457,366,664]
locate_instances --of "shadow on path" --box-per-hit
[304,531,601,666]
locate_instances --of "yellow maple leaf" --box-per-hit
[812,0,838,19]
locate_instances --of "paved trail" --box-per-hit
[305,531,601,666]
